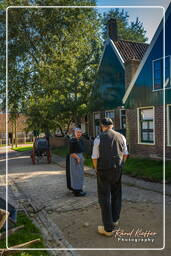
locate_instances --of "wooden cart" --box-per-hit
[31,137,51,164]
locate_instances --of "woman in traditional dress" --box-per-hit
[66,128,86,197]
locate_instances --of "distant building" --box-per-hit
[0,113,33,145]
[123,3,171,159]
[88,18,148,138]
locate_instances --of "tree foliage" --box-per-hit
[101,8,148,42]
[0,0,102,134]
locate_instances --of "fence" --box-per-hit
[49,136,68,148]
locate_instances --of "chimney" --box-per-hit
[107,18,118,42]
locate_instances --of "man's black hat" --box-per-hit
[101,118,113,126]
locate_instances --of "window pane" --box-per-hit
[153,56,171,90]
[149,132,154,142]
[94,113,100,119]
[95,119,100,125]
[149,121,154,129]
[121,116,126,128]
[154,60,162,70]
[153,59,163,90]
[165,69,170,88]
[166,56,170,68]
[155,70,161,79]
[142,121,148,129]
[140,109,153,120]
[142,132,148,141]
[106,111,114,119]
[121,110,126,115]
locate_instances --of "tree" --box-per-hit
[101,8,148,42]
[24,3,102,132]
[0,0,102,136]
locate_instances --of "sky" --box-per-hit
[96,0,171,42]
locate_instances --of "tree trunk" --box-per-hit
[66,119,72,134]
[11,123,14,149]
[14,119,17,148]
[57,124,64,136]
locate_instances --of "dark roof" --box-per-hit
[114,40,149,62]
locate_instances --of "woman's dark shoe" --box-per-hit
[73,190,86,197]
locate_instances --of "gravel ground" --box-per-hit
[52,203,171,255]
[0,151,170,255]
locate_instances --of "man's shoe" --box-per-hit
[113,220,119,227]
[98,226,113,237]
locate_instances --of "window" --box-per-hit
[94,113,100,136]
[168,105,171,146]
[120,109,126,129]
[139,108,154,143]
[105,110,115,119]
[153,56,171,90]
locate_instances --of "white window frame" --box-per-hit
[119,109,126,129]
[93,112,100,137]
[152,55,171,92]
[167,104,171,147]
[137,106,155,145]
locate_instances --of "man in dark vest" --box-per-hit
[91,118,128,236]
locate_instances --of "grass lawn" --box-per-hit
[12,146,33,152]
[123,157,171,183]
[84,158,93,168]
[0,212,48,256]
[52,145,171,183]
[52,145,68,158]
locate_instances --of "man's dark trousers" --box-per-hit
[97,167,122,232]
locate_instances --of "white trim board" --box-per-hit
[110,39,125,69]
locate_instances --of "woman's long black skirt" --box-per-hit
[66,154,73,190]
